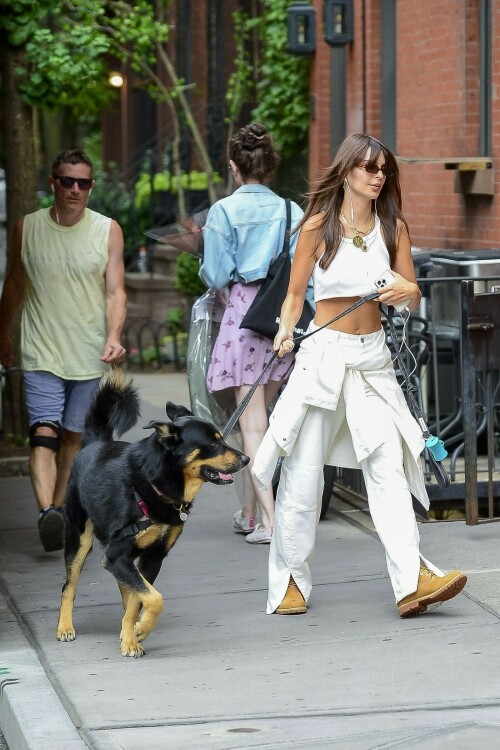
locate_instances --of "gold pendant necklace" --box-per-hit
[340,210,374,252]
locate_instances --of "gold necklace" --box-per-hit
[340,210,374,252]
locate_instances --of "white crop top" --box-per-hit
[313,216,391,302]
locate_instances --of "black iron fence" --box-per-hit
[332,274,500,526]
[123,318,187,371]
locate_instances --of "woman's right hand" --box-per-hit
[274,324,294,357]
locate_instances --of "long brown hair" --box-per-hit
[298,133,409,269]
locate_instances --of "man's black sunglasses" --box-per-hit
[357,161,393,177]
[53,175,93,190]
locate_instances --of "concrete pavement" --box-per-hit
[1,371,500,749]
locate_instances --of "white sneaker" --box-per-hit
[245,524,273,544]
[233,510,256,534]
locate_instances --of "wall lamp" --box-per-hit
[323,0,353,45]
[287,3,316,55]
[108,71,125,88]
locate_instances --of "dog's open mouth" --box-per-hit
[202,467,234,485]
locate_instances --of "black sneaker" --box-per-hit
[38,507,65,552]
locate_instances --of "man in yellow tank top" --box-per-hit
[0,149,127,552]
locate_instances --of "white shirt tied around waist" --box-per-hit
[252,324,429,510]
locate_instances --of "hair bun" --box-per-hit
[229,122,280,181]
[242,123,268,150]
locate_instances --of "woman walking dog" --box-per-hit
[253,133,467,617]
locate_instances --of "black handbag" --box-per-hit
[239,199,314,343]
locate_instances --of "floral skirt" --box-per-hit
[206,283,295,393]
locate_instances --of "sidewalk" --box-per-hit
[1,371,500,749]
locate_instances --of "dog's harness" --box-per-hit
[119,489,153,538]
[119,485,190,539]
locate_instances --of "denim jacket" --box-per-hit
[200,184,314,305]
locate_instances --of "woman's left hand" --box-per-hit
[376,271,417,308]
[274,324,294,357]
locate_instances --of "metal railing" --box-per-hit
[331,276,500,525]
[123,318,186,371]
[460,279,500,523]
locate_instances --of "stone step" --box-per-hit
[125,272,186,321]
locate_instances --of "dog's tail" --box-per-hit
[82,369,140,446]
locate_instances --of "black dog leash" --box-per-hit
[222,293,450,490]
[222,292,379,438]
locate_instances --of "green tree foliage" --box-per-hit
[224,2,310,160]
[251,0,310,157]
[225,10,257,142]
[0,0,168,119]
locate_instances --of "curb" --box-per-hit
[0,591,85,750]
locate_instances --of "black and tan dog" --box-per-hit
[56,369,248,657]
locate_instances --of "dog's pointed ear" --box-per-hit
[165,402,193,421]
[143,420,173,441]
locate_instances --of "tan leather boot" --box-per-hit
[275,576,307,615]
[397,563,467,618]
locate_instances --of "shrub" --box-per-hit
[174,252,206,298]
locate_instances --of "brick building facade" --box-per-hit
[308,0,498,251]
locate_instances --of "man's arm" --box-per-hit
[0,218,27,367]
[100,219,127,364]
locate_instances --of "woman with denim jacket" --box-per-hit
[253,133,467,616]
[200,123,305,544]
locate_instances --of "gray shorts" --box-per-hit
[23,371,100,433]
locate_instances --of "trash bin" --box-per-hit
[428,249,500,330]
[411,247,433,277]
[426,249,500,419]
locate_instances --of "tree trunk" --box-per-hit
[0,39,38,243]
[0,38,37,446]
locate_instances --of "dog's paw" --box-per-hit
[121,639,145,658]
[57,626,76,642]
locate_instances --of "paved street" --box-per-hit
[0,372,500,749]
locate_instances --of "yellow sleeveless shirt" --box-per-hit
[21,208,111,379]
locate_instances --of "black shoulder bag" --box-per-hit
[239,199,314,343]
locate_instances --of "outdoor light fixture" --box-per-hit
[108,71,125,88]
[287,3,316,55]
[323,0,353,45]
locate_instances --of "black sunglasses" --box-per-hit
[53,175,93,190]
[357,161,393,177]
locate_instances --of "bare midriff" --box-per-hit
[314,297,381,335]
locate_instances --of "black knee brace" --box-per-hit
[29,420,62,453]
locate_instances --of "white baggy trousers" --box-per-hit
[266,330,442,614]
